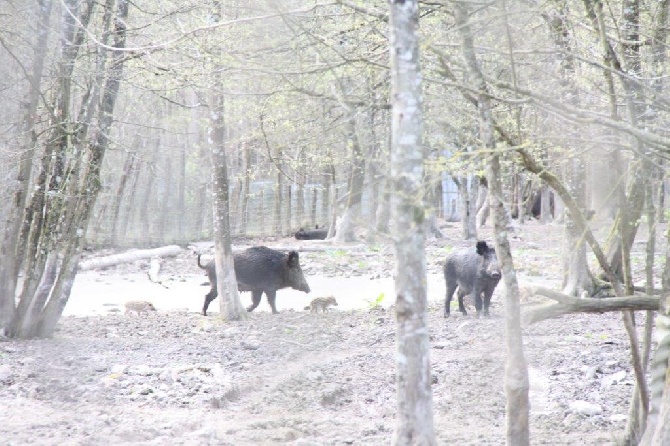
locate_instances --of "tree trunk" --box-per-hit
[475,178,489,229]
[375,177,391,235]
[310,186,318,227]
[177,142,186,241]
[286,184,292,233]
[389,1,436,444]
[540,186,552,223]
[260,190,266,236]
[209,93,246,320]
[0,0,53,336]
[231,179,242,236]
[238,142,251,237]
[10,0,96,338]
[11,0,128,338]
[156,153,172,241]
[273,150,283,236]
[109,152,136,245]
[334,116,365,243]
[208,3,246,321]
[296,150,305,227]
[322,165,333,230]
[37,0,129,338]
[326,161,338,239]
[640,293,670,446]
[456,1,529,443]
[139,145,158,244]
[118,156,142,245]
[542,2,592,297]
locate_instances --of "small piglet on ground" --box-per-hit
[443,241,501,318]
[125,300,157,316]
[198,246,311,316]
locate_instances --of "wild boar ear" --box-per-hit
[287,250,300,266]
[476,241,488,255]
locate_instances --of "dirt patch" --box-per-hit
[0,220,655,445]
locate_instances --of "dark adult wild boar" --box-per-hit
[197,246,311,316]
[443,241,501,318]
[294,226,329,240]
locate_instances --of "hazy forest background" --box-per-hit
[7,0,668,252]
[3,0,670,443]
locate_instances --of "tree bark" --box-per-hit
[273,148,283,236]
[0,0,53,336]
[475,178,489,229]
[208,5,246,320]
[210,101,247,319]
[455,1,529,443]
[334,116,365,243]
[389,1,435,444]
[238,142,251,236]
[118,155,142,245]
[109,152,136,245]
[541,2,592,297]
[457,176,478,240]
[522,288,660,326]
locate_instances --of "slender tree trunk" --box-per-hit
[334,116,365,243]
[389,1,435,444]
[375,178,391,235]
[540,186,552,223]
[231,179,242,236]
[119,156,142,245]
[260,190,266,236]
[321,167,331,227]
[326,161,338,238]
[296,150,305,227]
[209,93,246,320]
[207,2,246,321]
[310,186,318,227]
[38,0,128,337]
[542,1,592,297]
[140,147,157,244]
[273,150,283,236]
[456,1,529,443]
[476,178,489,229]
[467,179,478,236]
[157,153,172,241]
[0,0,53,335]
[238,142,251,237]
[109,152,136,245]
[457,176,478,240]
[286,184,292,233]
[177,143,186,241]
[11,0,96,337]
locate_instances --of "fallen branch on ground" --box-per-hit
[78,245,183,271]
[522,287,660,327]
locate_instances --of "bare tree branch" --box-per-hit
[523,287,660,326]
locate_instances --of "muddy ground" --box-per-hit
[0,219,660,445]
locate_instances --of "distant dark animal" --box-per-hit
[304,296,338,313]
[443,241,501,318]
[530,190,554,219]
[197,246,311,316]
[294,227,329,240]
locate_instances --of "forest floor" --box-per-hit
[0,218,662,445]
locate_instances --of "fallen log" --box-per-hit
[522,287,660,327]
[78,245,183,271]
[192,243,370,255]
